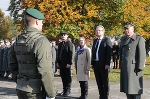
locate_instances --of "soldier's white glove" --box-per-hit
[46,96,55,99]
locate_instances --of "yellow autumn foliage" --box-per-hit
[8,0,150,39]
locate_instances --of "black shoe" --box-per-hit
[57,91,64,96]
[62,91,70,97]
[78,95,88,99]
[54,74,60,77]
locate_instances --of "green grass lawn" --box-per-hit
[143,56,150,78]
[88,56,150,82]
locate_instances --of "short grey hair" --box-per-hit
[96,25,105,32]
[79,36,85,41]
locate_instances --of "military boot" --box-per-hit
[62,89,70,97]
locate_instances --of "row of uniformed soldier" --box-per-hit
[0,39,15,79]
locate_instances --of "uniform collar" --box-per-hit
[123,33,136,40]
[25,26,40,33]
[62,39,68,42]
[130,33,136,40]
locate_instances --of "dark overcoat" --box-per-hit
[57,41,73,67]
[2,46,10,71]
[0,45,5,70]
[119,33,146,94]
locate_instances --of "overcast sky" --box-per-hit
[0,0,10,16]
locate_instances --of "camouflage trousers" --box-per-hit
[16,89,46,99]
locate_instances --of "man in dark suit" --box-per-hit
[57,31,73,97]
[91,25,112,99]
[120,23,146,99]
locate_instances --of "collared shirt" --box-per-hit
[95,36,103,61]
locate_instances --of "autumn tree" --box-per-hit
[8,0,125,42]
[8,17,20,38]
[0,8,20,40]
[0,8,10,39]
[123,0,150,38]
[8,0,150,43]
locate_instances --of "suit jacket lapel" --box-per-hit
[93,39,98,51]
[99,37,105,48]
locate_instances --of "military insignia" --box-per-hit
[131,34,135,40]
[128,48,131,50]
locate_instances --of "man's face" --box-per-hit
[61,34,68,41]
[96,27,104,37]
[124,26,134,36]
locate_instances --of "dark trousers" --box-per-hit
[0,71,5,77]
[113,59,118,69]
[5,71,11,78]
[93,62,109,99]
[79,81,88,97]
[60,67,72,92]
[126,94,141,99]
[16,89,45,99]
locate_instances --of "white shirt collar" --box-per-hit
[98,36,103,40]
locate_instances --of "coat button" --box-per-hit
[128,48,130,50]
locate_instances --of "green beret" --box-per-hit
[26,8,44,20]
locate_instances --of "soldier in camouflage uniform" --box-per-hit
[9,8,57,99]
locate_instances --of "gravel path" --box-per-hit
[0,77,150,99]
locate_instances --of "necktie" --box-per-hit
[94,39,100,60]
[95,39,100,49]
